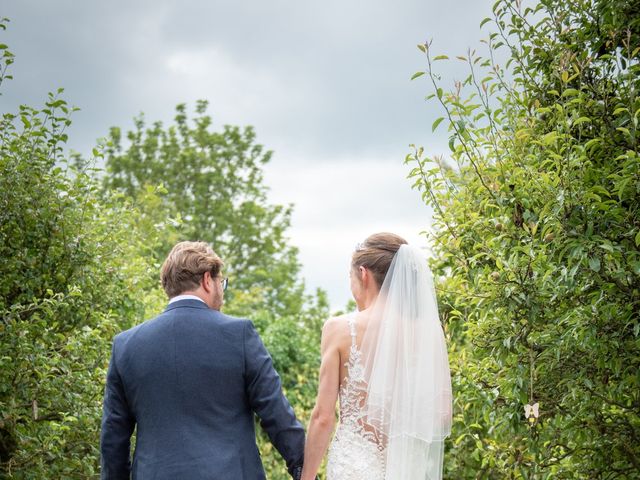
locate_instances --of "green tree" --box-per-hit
[102,102,304,319]
[408,0,639,477]
[0,19,167,477]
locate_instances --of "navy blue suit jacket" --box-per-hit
[100,299,305,479]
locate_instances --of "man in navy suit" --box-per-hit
[100,241,306,479]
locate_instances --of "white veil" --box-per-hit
[359,244,452,479]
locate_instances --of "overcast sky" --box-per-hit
[3,0,492,310]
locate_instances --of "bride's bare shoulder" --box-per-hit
[323,313,352,328]
[321,314,352,345]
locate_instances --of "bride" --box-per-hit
[300,233,452,480]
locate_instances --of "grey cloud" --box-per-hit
[3,0,494,308]
[3,0,492,159]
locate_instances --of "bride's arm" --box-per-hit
[301,318,341,480]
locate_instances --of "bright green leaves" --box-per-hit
[572,116,591,126]
[1,72,166,476]
[409,0,640,477]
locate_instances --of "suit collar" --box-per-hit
[164,298,212,313]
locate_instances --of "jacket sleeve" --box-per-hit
[100,337,135,480]
[243,320,306,477]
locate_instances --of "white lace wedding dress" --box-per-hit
[325,245,452,480]
[326,315,385,480]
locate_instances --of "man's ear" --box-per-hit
[202,271,213,293]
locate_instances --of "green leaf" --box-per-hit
[454,433,467,445]
[591,185,610,198]
[585,138,602,151]
[411,71,425,80]
[573,116,591,126]
[599,242,614,253]
[617,176,632,201]
[562,88,580,97]
[433,55,449,61]
[432,117,445,132]
[542,131,559,145]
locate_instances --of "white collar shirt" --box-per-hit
[168,294,206,305]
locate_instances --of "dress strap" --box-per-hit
[347,315,357,345]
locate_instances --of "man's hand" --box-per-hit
[290,465,318,480]
[291,465,303,480]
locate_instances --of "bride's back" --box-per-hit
[305,233,452,480]
[326,312,370,388]
[326,310,386,480]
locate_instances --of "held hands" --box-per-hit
[291,465,319,480]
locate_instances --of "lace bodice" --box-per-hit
[326,315,385,480]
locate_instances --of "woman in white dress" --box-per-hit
[301,233,452,480]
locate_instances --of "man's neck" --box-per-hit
[168,293,207,305]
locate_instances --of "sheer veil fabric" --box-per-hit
[358,244,452,479]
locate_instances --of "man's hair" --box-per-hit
[160,241,224,298]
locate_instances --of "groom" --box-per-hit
[100,241,306,479]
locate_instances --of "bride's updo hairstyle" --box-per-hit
[352,232,408,289]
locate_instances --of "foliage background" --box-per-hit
[407,0,639,477]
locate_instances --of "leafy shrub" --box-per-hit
[408,0,640,477]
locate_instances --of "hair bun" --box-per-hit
[352,232,408,287]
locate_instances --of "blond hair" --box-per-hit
[160,241,224,298]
